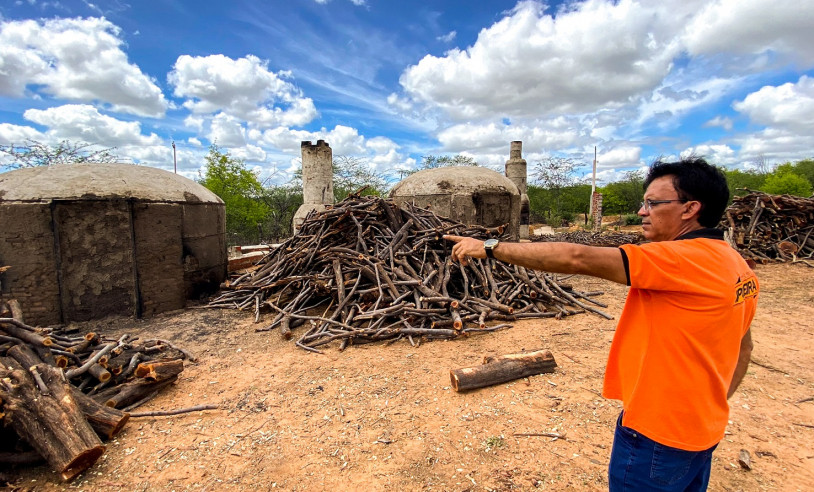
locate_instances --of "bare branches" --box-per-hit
[0,139,119,169]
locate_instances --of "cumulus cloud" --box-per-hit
[597,146,642,170]
[680,144,737,166]
[0,122,44,145]
[437,118,581,155]
[0,17,167,117]
[683,0,814,66]
[398,0,683,121]
[168,54,318,128]
[22,104,163,147]
[733,75,814,134]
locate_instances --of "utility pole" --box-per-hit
[589,146,597,216]
[172,141,177,174]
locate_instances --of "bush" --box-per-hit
[620,214,642,226]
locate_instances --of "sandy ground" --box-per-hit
[3,263,813,491]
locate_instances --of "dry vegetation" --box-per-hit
[2,263,812,491]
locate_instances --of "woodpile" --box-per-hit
[532,230,645,247]
[209,193,610,352]
[720,191,814,265]
[0,303,193,480]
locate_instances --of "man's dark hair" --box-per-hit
[644,157,729,227]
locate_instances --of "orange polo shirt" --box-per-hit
[603,228,758,451]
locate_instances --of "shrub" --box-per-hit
[620,214,642,226]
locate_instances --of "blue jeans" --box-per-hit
[609,412,717,491]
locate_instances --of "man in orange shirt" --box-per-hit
[445,157,757,491]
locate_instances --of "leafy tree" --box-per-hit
[599,171,644,215]
[198,145,270,245]
[760,170,813,197]
[722,168,766,198]
[0,139,118,168]
[789,159,814,188]
[260,184,302,242]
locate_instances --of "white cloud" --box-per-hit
[704,116,734,131]
[22,104,163,147]
[680,144,737,166]
[437,119,581,155]
[733,75,814,134]
[398,0,683,121]
[168,54,318,128]
[208,113,246,147]
[0,122,44,144]
[597,146,642,170]
[437,30,457,43]
[683,0,814,66]
[188,137,202,147]
[0,17,168,117]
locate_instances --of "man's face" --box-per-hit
[639,176,690,241]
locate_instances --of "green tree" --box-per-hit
[722,168,766,199]
[0,139,118,169]
[599,171,644,215]
[198,145,270,245]
[789,159,814,188]
[260,184,302,242]
[760,170,813,197]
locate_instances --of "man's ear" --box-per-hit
[681,200,703,221]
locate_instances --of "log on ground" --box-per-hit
[450,349,557,392]
[0,357,105,481]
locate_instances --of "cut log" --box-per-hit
[134,358,184,382]
[69,388,130,440]
[6,344,131,441]
[450,349,557,392]
[0,357,105,481]
[100,375,178,409]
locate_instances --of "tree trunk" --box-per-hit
[0,357,105,481]
[5,343,130,440]
[450,349,557,392]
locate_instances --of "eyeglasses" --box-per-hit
[639,199,688,211]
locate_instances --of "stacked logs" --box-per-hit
[0,302,190,480]
[532,230,644,247]
[209,194,610,352]
[720,191,814,265]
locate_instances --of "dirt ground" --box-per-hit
[4,263,813,491]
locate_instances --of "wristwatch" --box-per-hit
[484,238,500,259]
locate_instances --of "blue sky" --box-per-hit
[1,0,813,184]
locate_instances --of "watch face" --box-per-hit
[484,239,499,248]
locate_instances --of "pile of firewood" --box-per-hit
[209,194,610,352]
[0,300,193,480]
[532,230,645,247]
[720,191,814,265]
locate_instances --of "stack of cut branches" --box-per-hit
[532,230,644,247]
[0,301,192,480]
[209,194,610,352]
[720,191,814,266]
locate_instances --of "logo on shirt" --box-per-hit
[734,277,758,305]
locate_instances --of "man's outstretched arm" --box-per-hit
[443,235,628,285]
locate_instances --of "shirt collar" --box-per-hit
[675,227,725,241]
